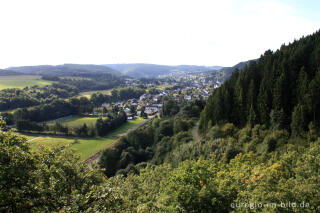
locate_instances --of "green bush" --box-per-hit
[221,123,238,137]
[238,125,252,144]
[208,125,221,139]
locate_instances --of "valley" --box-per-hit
[1,27,320,213]
[0,65,217,166]
[19,115,146,161]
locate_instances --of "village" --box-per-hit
[91,72,222,120]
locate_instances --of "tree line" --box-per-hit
[0,84,78,111]
[16,110,127,137]
[1,87,145,126]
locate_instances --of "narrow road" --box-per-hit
[85,114,158,166]
[192,123,201,141]
[111,115,155,137]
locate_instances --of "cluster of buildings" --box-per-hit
[97,92,167,120]
[91,73,223,119]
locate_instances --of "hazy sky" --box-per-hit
[0,0,319,68]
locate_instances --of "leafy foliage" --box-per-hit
[0,122,122,212]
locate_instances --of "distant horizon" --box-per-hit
[1,0,319,69]
[2,62,226,70]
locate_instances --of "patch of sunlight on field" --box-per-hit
[0,75,53,90]
[79,89,112,99]
[28,137,73,151]
[29,136,116,161]
[47,115,99,127]
[71,137,116,160]
[108,116,145,135]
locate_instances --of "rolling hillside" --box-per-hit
[6,64,120,76]
[209,59,257,82]
[106,63,222,78]
[0,69,22,76]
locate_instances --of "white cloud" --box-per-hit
[0,0,319,68]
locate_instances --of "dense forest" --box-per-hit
[0,84,78,111]
[57,74,123,91]
[200,31,320,133]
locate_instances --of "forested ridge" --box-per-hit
[200,30,320,133]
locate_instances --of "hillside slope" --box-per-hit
[7,64,120,76]
[200,30,320,132]
[0,69,22,76]
[106,63,221,78]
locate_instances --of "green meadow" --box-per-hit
[28,136,116,161]
[0,75,53,90]
[79,89,112,99]
[47,115,145,131]
[108,116,145,135]
[26,116,146,160]
[47,115,99,128]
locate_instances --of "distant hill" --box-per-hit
[0,69,22,76]
[105,63,222,78]
[6,64,120,76]
[4,63,223,79]
[210,59,257,82]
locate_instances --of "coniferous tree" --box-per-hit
[199,30,320,133]
[291,104,307,136]
[306,70,320,124]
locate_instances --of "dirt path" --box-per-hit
[192,123,201,141]
[111,117,153,137]
[27,136,42,142]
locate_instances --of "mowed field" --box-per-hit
[47,115,99,127]
[28,137,116,161]
[47,115,145,132]
[108,116,145,135]
[0,75,53,90]
[25,116,146,161]
[79,89,112,99]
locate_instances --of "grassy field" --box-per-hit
[109,116,145,135]
[60,76,90,80]
[79,89,112,99]
[0,75,53,90]
[154,84,175,90]
[47,115,99,127]
[27,116,146,161]
[47,115,145,130]
[28,137,116,160]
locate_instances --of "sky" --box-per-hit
[0,0,319,68]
